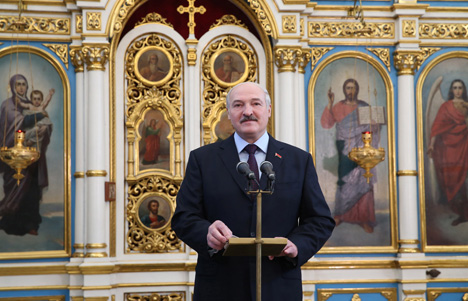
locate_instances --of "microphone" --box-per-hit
[236,161,256,180]
[260,161,275,181]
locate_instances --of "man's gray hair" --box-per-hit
[226,82,271,109]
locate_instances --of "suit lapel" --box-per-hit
[218,135,249,196]
[260,135,284,188]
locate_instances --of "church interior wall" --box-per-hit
[0,0,467,300]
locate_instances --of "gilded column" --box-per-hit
[82,43,110,258]
[274,46,302,146]
[393,49,423,254]
[70,46,86,258]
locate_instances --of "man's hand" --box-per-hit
[207,220,232,250]
[268,238,298,260]
[327,87,335,110]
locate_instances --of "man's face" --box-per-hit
[452,82,464,98]
[344,82,357,101]
[15,79,27,96]
[150,55,158,65]
[227,83,271,143]
[149,202,159,214]
[31,93,42,107]
[223,56,232,66]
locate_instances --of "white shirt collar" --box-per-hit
[234,131,269,154]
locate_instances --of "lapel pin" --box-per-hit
[275,153,282,159]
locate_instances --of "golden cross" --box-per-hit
[177,0,206,36]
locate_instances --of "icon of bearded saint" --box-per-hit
[140,53,167,82]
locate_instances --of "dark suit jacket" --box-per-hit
[172,134,335,301]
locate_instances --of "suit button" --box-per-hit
[250,232,255,237]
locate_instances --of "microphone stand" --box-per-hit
[247,177,274,301]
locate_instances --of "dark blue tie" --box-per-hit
[244,144,259,190]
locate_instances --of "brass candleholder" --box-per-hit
[0,130,40,185]
[348,131,385,183]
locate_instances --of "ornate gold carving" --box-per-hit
[187,48,197,66]
[282,15,297,33]
[86,12,102,31]
[70,46,85,73]
[297,48,312,74]
[125,34,182,118]
[74,171,85,178]
[403,20,416,38]
[463,293,468,301]
[135,12,174,28]
[393,50,423,75]
[420,47,440,63]
[368,48,391,71]
[352,294,361,301]
[86,170,108,177]
[300,18,305,37]
[110,0,134,36]
[0,16,70,34]
[177,0,206,36]
[126,292,185,301]
[201,35,258,144]
[274,46,304,72]
[82,44,110,71]
[247,0,273,36]
[319,292,333,301]
[381,291,394,300]
[210,14,248,30]
[126,175,182,253]
[44,43,69,69]
[420,23,468,39]
[76,14,82,33]
[397,170,418,176]
[310,47,333,70]
[308,22,394,39]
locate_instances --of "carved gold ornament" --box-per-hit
[125,34,182,119]
[135,12,174,28]
[201,35,258,144]
[126,175,182,253]
[282,15,297,33]
[348,132,385,183]
[76,14,82,33]
[300,18,304,37]
[310,47,333,70]
[86,12,101,31]
[70,46,85,72]
[297,48,312,74]
[82,44,110,71]
[127,292,185,301]
[308,21,394,39]
[393,50,423,75]
[403,20,416,38]
[247,0,273,36]
[0,16,70,34]
[44,43,69,69]
[420,23,468,39]
[351,294,362,301]
[210,14,248,30]
[177,0,206,36]
[367,48,391,71]
[274,46,308,72]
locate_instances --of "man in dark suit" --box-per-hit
[172,82,335,300]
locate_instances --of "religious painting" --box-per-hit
[138,109,171,172]
[137,193,172,231]
[210,48,248,87]
[417,52,468,252]
[214,110,235,142]
[135,46,173,86]
[0,46,70,259]
[309,51,397,253]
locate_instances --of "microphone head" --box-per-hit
[260,161,275,180]
[236,161,256,180]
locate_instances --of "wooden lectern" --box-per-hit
[223,188,286,301]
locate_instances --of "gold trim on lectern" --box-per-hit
[223,237,287,256]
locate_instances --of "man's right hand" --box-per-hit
[327,87,335,109]
[207,220,232,250]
